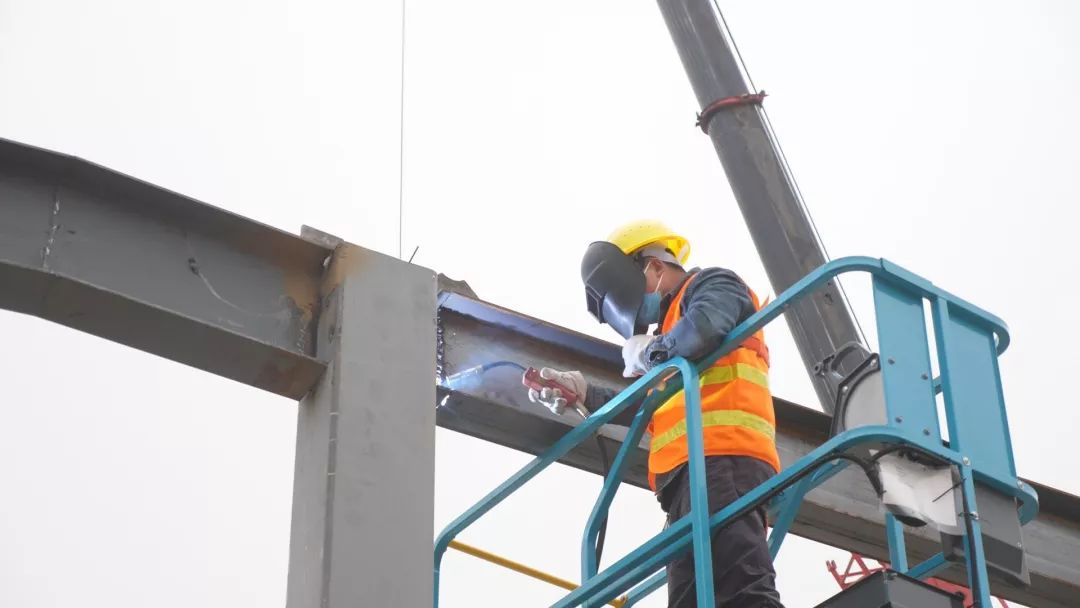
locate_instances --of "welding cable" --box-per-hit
[593,436,612,568]
[481,360,528,373]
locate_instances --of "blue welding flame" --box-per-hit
[441,360,527,390]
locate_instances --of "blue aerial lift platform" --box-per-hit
[435,256,1037,607]
[435,1,1037,603]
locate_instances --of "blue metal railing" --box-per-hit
[434,257,1039,607]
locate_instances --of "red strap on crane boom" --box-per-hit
[695,90,768,133]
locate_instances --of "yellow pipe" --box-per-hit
[447,540,626,607]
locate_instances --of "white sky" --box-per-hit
[1,1,1078,606]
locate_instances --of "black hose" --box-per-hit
[593,436,612,568]
[481,360,527,373]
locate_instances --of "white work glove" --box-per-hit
[526,368,588,416]
[622,334,657,378]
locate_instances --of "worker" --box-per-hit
[526,220,784,608]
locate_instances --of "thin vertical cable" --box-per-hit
[714,1,757,93]
[713,1,870,347]
[397,0,407,259]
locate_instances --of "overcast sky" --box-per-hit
[2,1,1078,606]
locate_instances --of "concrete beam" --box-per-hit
[437,291,1080,608]
[0,137,328,398]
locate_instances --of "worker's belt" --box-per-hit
[654,362,770,416]
[650,409,777,453]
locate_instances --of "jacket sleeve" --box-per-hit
[646,267,755,364]
[584,385,644,427]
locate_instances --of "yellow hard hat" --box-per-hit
[606,220,691,265]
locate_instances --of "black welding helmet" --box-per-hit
[581,241,646,339]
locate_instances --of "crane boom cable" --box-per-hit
[712,1,870,347]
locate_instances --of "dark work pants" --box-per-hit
[659,456,785,608]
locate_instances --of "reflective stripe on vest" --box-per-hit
[654,362,769,416]
[650,409,777,454]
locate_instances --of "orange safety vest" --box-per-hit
[646,274,781,491]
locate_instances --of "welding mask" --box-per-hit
[581,241,647,339]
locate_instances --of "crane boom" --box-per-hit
[657,0,867,413]
[655,1,1038,598]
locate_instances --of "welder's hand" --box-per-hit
[621,334,657,378]
[526,368,587,416]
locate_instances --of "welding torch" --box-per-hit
[442,359,610,565]
[442,361,590,419]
